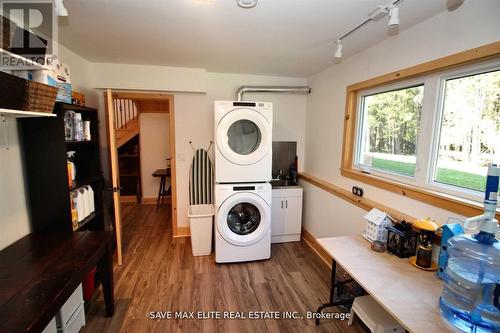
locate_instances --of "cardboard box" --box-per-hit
[32,60,72,103]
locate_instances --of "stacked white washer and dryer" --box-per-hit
[214,101,273,263]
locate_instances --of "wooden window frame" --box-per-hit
[341,41,500,219]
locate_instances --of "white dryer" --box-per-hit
[215,183,271,263]
[214,101,272,183]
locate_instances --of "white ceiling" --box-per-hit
[58,0,450,77]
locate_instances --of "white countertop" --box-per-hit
[317,236,460,333]
[271,184,303,189]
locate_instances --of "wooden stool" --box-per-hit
[152,168,170,210]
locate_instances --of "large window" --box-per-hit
[352,59,500,202]
[358,85,424,177]
[433,70,500,193]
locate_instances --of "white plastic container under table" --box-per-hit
[348,295,404,333]
[57,304,85,333]
[56,284,83,328]
[188,204,214,256]
[41,317,57,333]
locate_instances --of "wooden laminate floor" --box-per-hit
[83,203,367,333]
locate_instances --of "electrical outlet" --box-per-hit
[352,186,363,197]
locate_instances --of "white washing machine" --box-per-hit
[214,101,272,183]
[215,183,271,263]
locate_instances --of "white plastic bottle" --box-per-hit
[72,190,85,223]
[83,185,95,214]
[64,111,75,141]
[79,187,89,219]
[73,113,83,141]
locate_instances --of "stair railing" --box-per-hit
[113,98,138,130]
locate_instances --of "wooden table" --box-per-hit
[315,235,459,333]
[152,168,171,210]
[0,231,114,333]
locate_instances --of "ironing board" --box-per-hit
[189,149,213,205]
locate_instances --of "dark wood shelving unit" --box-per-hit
[78,210,103,230]
[118,135,142,203]
[66,140,99,145]
[18,102,106,232]
[69,175,101,191]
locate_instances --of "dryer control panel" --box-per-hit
[233,186,255,191]
[233,101,256,107]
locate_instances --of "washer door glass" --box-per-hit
[227,119,262,155]
[227,202,261,235]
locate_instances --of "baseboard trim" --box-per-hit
[301,228,332,268]
[120,195,137,203]
[173,226,190,238]
[271,234,301,243]
[142,196,172,205]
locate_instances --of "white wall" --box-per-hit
[303,0,500,238]
[0,120,31,250]
[90,63,206,93]
[91,69,307,230]
[58,43,98,107]
[173,92,211,228]
[206,72,307,171]
[139,113,171,199]
[173,73,307,229]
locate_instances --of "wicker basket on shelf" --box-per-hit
[0,71,57,113]
[1,15,13,50]
[25,80,58,113]
[1,14,19,51]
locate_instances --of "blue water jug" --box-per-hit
[440,232,500,332]
[440,165,500,332]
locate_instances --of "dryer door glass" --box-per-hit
[227,202,261,235]
[227,120,262,155]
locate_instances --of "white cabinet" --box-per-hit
[271,196,284,236]
[56,284,85,333]
[41,317,57,333]
[271,186,303,243]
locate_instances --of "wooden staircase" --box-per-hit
[116,118,139,148]
[113,98,140,148]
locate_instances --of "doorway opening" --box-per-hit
[105,90,177,265]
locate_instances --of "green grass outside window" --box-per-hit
[370,157,487,192]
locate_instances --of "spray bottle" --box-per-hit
[67,151,76,186]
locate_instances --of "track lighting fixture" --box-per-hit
[54,0,68,17]
[333,1,402,62]
[388,5,400,27]
[236,0,258,9]
[334,39,343,60]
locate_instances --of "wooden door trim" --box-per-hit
[108,89,182,237]
[168,95,181,237]
[111,92,172,101]
[106,90,181,238]
[106,89,123,265]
